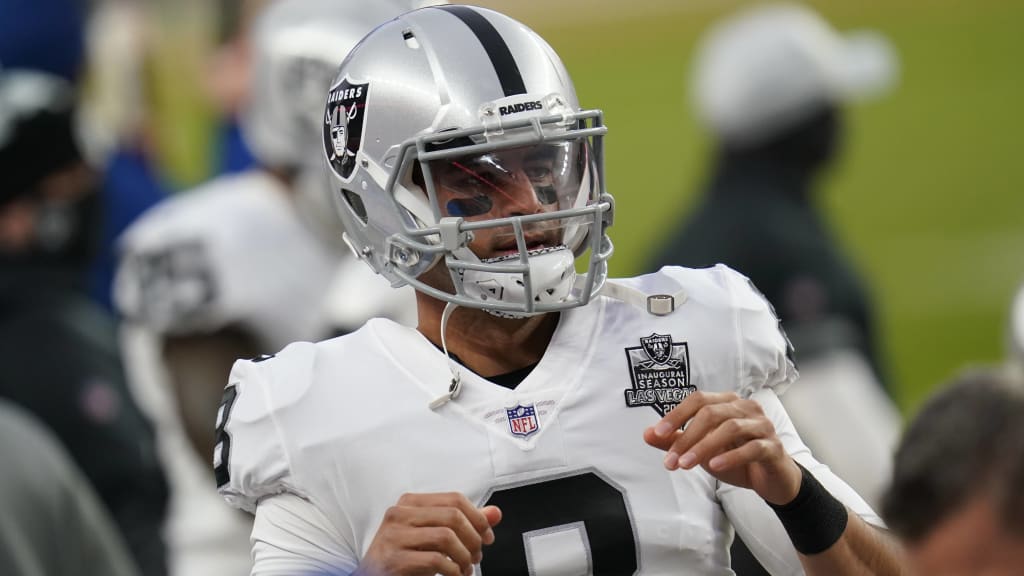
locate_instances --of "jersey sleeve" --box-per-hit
[719,265,798,398]
[250,493,359,576]
[215,355,294,514]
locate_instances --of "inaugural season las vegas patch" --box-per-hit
[624,333,696,416]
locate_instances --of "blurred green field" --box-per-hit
[484,0,1024,414]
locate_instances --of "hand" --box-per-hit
[356,492,502,576]
[643,390,802,505]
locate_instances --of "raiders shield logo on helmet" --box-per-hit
[323,78,369,180]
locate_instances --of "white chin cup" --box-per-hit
[462,246,576,317]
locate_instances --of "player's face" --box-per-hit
[428,142,583,260]
[906,496,1024,576]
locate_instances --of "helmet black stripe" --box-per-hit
[438,5,526,96]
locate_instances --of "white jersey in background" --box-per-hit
[218,265,882,575]
[116,170,341,350]
[115,170,342,576]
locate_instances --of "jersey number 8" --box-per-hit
[482,471,638,575]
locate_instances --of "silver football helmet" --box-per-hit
[323,6,614,317]
[241,0,413,251]
[242,0,411,170]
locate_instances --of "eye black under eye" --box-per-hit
[446,195,493,217]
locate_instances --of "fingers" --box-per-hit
[646,391,740,439]
[381,550,465,576]
[362,492,500,576]
[399,492,496,546]
[700,438,781,473]
[399,522,476,569]
[643,391,743,449]
[481,505,503,542]
[643,391,773,470]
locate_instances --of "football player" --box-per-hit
[217,6,905,575]
[113,1,419,574]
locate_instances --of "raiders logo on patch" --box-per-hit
[623,333,696,416]
[506,404,540,438]
[323,78,369,180]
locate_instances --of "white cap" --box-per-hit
[692,2,898,145]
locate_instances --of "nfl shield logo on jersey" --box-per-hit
[506,404,540,438]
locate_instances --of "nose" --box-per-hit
[496,170,545,217]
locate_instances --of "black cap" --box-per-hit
[0,70,82,206]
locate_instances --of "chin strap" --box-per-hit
[599,280,688,316]
[429,302,464,410]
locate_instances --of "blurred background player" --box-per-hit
[0,68,169,576]
[882,367,1024,575]
[649,1,902,506]
[113,1,421,574]
[0,399,140,576]
[1007,281,1024,376]
[646,5,905,573]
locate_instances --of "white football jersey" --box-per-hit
[115,170,341,350]
[218,265,881,575]
[114,170,343,576]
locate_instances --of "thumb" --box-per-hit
[479,505,502,544]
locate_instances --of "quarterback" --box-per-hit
[217,5,905,575]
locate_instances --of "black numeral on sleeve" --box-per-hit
[214,385,238,489]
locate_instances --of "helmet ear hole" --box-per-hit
[340,189,368,224]
[411,162,426,189]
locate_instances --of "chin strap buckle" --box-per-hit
[599,280,687,316]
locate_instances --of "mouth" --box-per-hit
[486,242,567,262]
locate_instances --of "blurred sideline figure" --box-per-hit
[79,0,172,310]
[113,1,421,574]
[882,367,1024,575]
[647,5,904,573]
[0,68,169,576]
[0,400,139,576]
[1,0,169,311]
[651,2,902,506]
[1007,282,1024,375]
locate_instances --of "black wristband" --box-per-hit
[766,461,849,555]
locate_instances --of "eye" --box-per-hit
[528,163,552,179]
[535,185,558,205]
[524,164,553,182]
